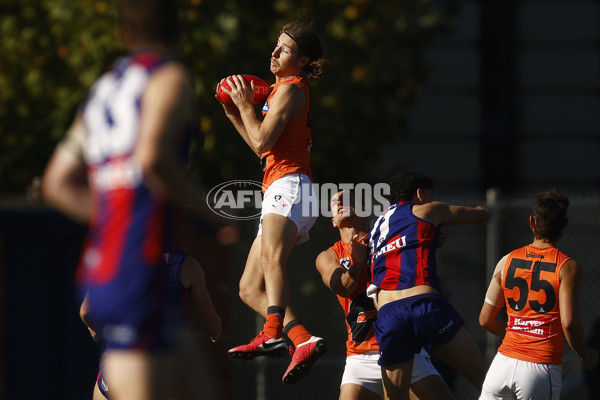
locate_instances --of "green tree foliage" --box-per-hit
[0,0,119,193]
[0,0,455,194]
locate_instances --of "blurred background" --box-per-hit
[0,0,598,399]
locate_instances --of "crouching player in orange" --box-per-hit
[316,190,454,399]
[479,189,599,399]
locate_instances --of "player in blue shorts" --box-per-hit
[367,170,489,399]
[81,252,222,400]
[41,1,218,397]
[316,190,454,399]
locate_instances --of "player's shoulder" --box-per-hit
[143,60,194,108]
[494,254,510,276]
[182,255,202,272]
[161,60,193,80]
[411,201,444,221]
[558,257,582,288]
[317,247,337,261]
[147,60,193,91]
[560,257,580,273]
[412,201,445,213]
[273,79,305,99]
[316,247,339,268]
[269,81,306,115]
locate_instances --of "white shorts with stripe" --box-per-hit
[480,352,562,400]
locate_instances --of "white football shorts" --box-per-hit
[480,352,562,400]
[341,349,440,396]
[257,174,318,244]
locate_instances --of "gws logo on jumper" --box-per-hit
[339,257,351,270]
[374,235,407,259]
[207,180,265,220]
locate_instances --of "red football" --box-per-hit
[217,75,271,108]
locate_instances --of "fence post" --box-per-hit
[485,187,501,362]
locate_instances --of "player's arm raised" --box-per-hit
[559,259,599,370]
[226,76,304,156]
[422,202,489,227]
[316,240,367,298]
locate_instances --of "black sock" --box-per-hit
[267,305,285,318]
[283,319,302,336]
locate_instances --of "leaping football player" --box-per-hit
[217,20,329,384]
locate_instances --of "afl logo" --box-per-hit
[206,180,265,220]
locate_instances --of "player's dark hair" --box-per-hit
[532,189,569,242]
[282,20,328,81]
[117,0,180,46]
[389,170,433,203]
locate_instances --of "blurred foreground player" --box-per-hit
[479,189,598,399]
[316,190,454,400]
[217,20,329,384]
[81,252,222,400]
[367,170,490,400]
[41,1,212,398]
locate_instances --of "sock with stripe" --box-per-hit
[284,319,312,347]
[264,306,285,339]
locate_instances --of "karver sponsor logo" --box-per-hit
[507,315,553,338]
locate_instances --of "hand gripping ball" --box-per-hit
[217,75,271,108]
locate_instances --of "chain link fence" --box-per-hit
[223,190,600,400]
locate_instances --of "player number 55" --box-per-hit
[505,259,557,314]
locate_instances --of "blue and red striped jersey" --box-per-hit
[368,202,441,293]
[77,51,192,287]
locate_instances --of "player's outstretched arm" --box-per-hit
[441,203,489,226]
[181,257,222,342]
[419,202,489,228]
[560,259,599,370]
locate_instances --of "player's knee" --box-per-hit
[238,283,254,305]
